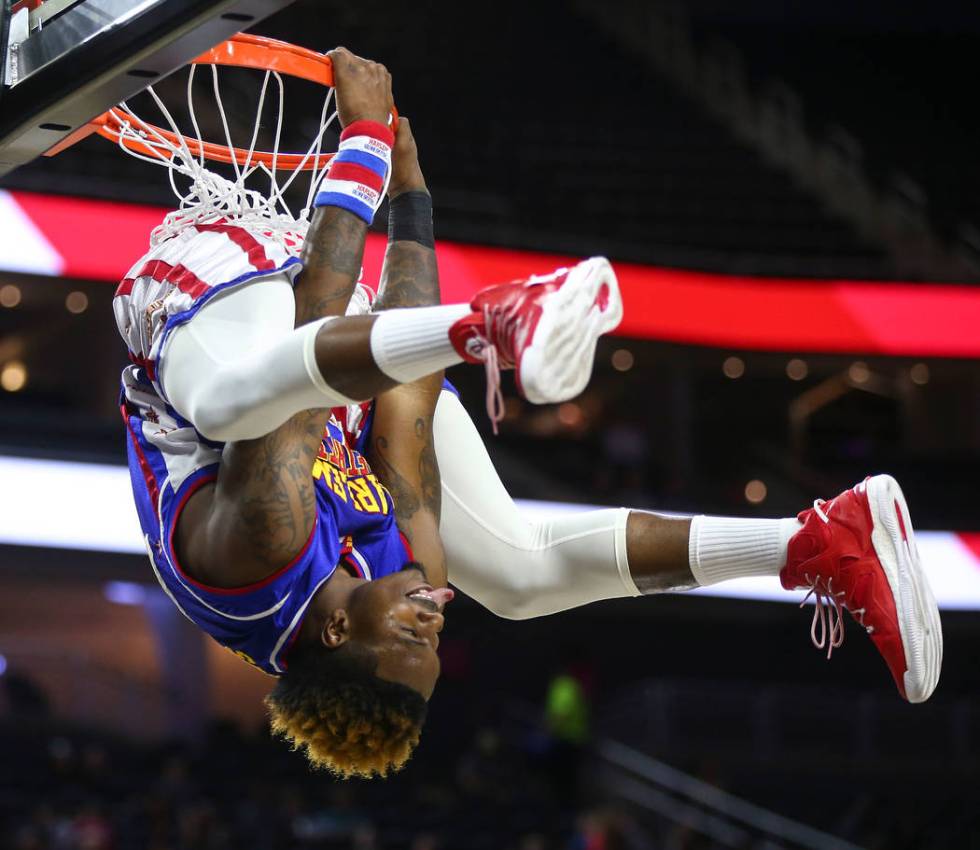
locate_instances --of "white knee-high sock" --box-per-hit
[688,515,803,586]
[369,304,470,384]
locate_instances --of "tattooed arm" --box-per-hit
[370,381,446,588]
[369,284,447,586]
[294,207,364,324]
[367,117,448,586]
[375,118,439,311]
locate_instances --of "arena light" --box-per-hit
[103,580,147,606]
[611,348,634,371]
[910,363,930,385]
[0,455,143,553]
[786,358,808,381]
[0,361,27,392]
[0,284,21,308]
[1,455,979,610]
[65,290,89,314]
[744,480,767,504]
[849,361,871,384]
[723,356,745,379]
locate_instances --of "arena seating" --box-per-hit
[597,676,980,849]
[695,19,980,258]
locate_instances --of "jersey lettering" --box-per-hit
[311,436,391,516]
[349,477,380,513]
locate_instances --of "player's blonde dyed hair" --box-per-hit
[265,643,427,778]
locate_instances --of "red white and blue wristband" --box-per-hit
[314,120,394,225]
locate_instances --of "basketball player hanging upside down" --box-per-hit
[115,48,943,778]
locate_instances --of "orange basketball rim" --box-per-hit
[50,34,397,171]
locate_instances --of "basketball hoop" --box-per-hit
[62,34,398,250]
[91,34,399,172]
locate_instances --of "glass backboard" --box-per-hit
[0,0,297,176]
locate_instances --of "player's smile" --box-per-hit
[400,561,455,613]
[406,584,454,614]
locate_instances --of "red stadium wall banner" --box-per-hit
[2,189,978,357]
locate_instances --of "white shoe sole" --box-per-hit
[866,474,943,703]
[518,257,623,404]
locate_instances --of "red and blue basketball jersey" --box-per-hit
[116,222,411,676]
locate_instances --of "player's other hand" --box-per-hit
[328,47,393,128]
[388,117,427,199]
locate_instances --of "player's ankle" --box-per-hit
[369,304,470,384]
[447,312,492,365]
[688,515,802,586]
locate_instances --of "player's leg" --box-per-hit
[433,390,941,703]
[160,245,622,446]
[160,275,469,443]
[434,388,690,617]
[437,388,779,614]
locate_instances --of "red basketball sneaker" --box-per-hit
[449,257,622,429]
[780,475,942,703]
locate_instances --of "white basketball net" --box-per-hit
[106,63,339,254]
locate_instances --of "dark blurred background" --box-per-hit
[1,1,979,848]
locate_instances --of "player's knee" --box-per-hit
[179,382,255,442]
[182,363,291,442]
[458,576,543,621]
[194,402,271,443]
[490,594,542,620]
[162,354,242,440]
[190,405,240,442]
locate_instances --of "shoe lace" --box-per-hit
[480,340,505,435]
[464,326,505,435]
[799,571,875,661]
[466,304,522,435]
[800,573,846,659]
[813,497,831,523]
[797,496,877,659]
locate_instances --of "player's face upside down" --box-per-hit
[319,562,452,700]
